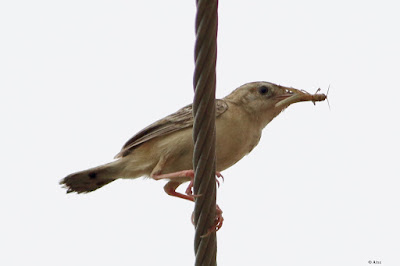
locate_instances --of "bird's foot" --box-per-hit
[185,171,224,196]
[202,204,224,238]
[157,170,225,235]
[191,204,224,238]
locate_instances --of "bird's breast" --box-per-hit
[215,109,262,171]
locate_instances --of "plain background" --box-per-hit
[1,0,399,265]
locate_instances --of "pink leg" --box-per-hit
[155,170,225,234]
[152,170,194,181]
[164,181,194,202]
[152,170,224,197]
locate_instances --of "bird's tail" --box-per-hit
[60,160,123,193]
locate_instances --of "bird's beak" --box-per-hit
[274,86,327,108]
[273,87,296,107]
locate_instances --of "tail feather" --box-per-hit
[60,161,121,193]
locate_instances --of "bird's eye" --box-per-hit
[258,85,269,95]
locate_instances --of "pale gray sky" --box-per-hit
[1,1,399,265]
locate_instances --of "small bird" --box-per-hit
[60,81,326,227]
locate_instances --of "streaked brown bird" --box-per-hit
[60,81,326,229]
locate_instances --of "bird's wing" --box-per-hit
[115,99,229,158]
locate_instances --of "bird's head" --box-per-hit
[224,81,326,128]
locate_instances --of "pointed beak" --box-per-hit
[273,86,299,108]
[273,87,295,103]
[274,86,327,108]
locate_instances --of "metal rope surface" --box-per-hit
[192,0,218,265]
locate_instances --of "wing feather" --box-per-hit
[115,99,228,158]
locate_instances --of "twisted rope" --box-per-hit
[192,0,218,265]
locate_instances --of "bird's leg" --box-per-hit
[152,170,224,197]
[159,174,225,235]
[152,170,195,181]
[152,170,197,197]
[163,181,195,202]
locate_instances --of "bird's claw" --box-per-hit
[185,179,195,196]
[200,205,224,238]
[215,172,224,188]
[185,172,224,196]
[190,205,224,237]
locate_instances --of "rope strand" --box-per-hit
[192,0,218,265]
